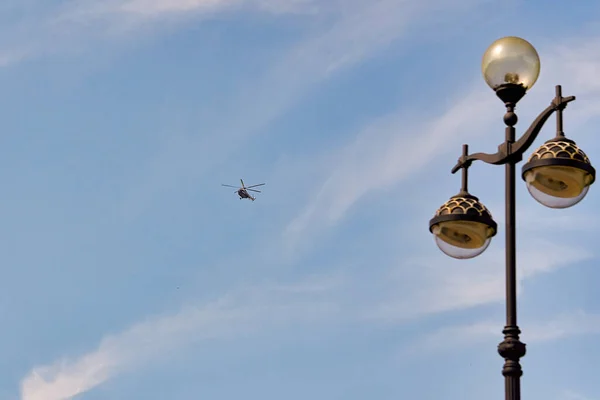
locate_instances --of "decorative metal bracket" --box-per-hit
[451,85,575,174]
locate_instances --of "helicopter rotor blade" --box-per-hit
[246,183,265,188]
[240,179,245,188]
[222,184,238,188]
[247,189,261,193]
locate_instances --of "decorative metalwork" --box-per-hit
[528,139,591,164]
[434,195,494,218]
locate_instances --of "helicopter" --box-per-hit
[221,179,265,201]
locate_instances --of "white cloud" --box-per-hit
[117,0,492,219]
[412,310,600,355]
[19,281,341,400]
[0,0,483,67]
[369,238,594,322]
[524,310,600,342]
[217,0,489,143]
[0,0,320,65]
[18,209,597,399]
[53,0,318,27]
[116,0,236,15]
[283,83,496,250]
[112,0,322,16]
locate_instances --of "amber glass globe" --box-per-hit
[524,165,594,208]
[432,220,495,259]
[482,36,541,90]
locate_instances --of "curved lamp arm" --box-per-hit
[451,86,576,174]
[512,94,575,154]
[451,151,505,173]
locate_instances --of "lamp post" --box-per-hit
[428,37,596,400]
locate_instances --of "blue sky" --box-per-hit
[1,0,600,399]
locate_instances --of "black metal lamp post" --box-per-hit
[428,37,596,400]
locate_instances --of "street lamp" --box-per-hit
[428,36,595,400]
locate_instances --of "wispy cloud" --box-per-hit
[0,0,318,65]
[118,0,492,219]
[412,310,600,355]
[369,239,594,322]
[54,0,321,27]
[284,33,600,249]
[283,83,496,251]
[0,0,483,67]
[19,280,342,400]
[111,0,322,16]
[18,210,596,399]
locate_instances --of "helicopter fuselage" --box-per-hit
[237,189,255,201]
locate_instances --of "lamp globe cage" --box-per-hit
[429,194,497,259]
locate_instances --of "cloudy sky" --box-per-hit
[1,0,600,399]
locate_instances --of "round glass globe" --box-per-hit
[482,36,541,90]
[524,165,593,208]
[432,220,493,259]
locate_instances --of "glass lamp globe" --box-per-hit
[429,195,497,260]
[522,140,596,209]
[432,220,494,259]
[524,165,594,208]
[482,36,541,91]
